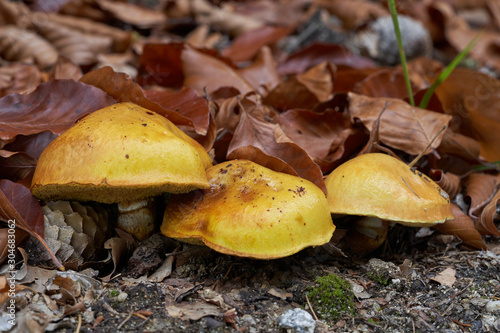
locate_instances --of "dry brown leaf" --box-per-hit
[236,46,281,97]
[296,62,335,103]
[96,0,166,29]
[430,267,456,287]
[0,79,115,141]
[222,25,292,63]
[437,128,481,162]
[348,92,452,155]
[0,226,28,265]
[263,62,335,112]
[0,25,58,69]
[433,204,487,250]
[316,0,388,29]
[275,109,363,173]
[50,56,83,81]
[182,44,254,95]
[279,43,375,76]
[434,69,500,161]
[185,24,221,49]
[464,173,499,218]
[80,66,199,132]
[487,0,500,29]
[0,0,31,26]
[227,111,326,193]
[429,170,462,200]
[0,63,41,97]
[445,14,500,72]
[214,93,270,134]
[333,68,379,93]
[33,20,112,65]
[191,0,264,36]
[353,69,417,99]
[165,296,221,321]
[405,57,445,91]
[476,186,500,236]
[43,13,131,53]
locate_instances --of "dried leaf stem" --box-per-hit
[408,125,447,168]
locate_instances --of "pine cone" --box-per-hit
[39,201,113,267]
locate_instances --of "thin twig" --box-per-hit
[408,125,447,168]
[305,294,319,321]
[117,312,133,330]
[74,315,82,333]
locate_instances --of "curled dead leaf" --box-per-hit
[463,173,499,218]
[429,169,462,200]
[348,92,452,155]
[32,20,112,65]
[0,63,41,97]
[476,187,500,236]
[433,204,487,250]
[0,25,58,69]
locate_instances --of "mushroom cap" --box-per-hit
[31,102,212,203]
[161,160,335,259]
[325,153,453,226]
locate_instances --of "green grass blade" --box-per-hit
[471,160,500,171]
[387,0,415,106]
[419,31,483,110]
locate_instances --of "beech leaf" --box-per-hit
[348,92,452,155]
[476,188,500,236]
[433,204,487,250]
[463,173,499,218]
[0,179,64,269]
[227,111,325,193]
[275,108,363,173]
[80,67,201,133]
[0,79,116,141]
[434,69,500,161]
[429,170,461,200]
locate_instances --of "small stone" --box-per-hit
[485,301,500,313]
[241,314,257,327]
[277,308,316,333]
[116,292,128,302]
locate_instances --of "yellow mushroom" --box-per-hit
[31,102,212,240]
[161,160,335,259]
[325,153,453,253]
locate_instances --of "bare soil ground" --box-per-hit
[46,226,500,333]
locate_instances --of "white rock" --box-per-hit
[486,300,500,313]
[277,308,316,333]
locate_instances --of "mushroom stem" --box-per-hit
[117,198,156,241]
[341,216,389,254]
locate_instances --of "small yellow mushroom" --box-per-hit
[325,153,454,253]
[31,102,212,240]
[161,160,335,259]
